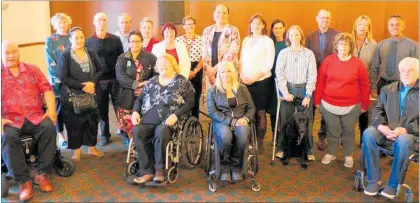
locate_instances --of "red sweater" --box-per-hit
[314,54,370,110]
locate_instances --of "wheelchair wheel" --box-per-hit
[54,158,76,177]
[127,161,139,176]
[181,117,204,168]
[208,181,217,193]
[1,173,9,198]
[167,166,179,183]
[251,180,261,192]
[204,123,214,174]
[405,190,413,203]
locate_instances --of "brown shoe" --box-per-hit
[34,173,53,192]
[318,138,327,150]
[19,180,34,201]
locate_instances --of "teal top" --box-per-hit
[272,41,287,74]
[399,85,412,116]
[45,33,71,96]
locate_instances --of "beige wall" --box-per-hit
[2,1,51,77]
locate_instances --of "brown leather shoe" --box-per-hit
[34,173,53,192]
[19,180,34,201]
[318,138,327,150]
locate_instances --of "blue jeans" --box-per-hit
[362,126,419,188]
[213,122,249,172]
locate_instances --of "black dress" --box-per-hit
[58,49,103,150]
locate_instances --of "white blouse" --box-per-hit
[240,35,275,81]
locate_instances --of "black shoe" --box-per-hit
[220,172,231,182]
[231,171,243,181]
[100,137,111,146]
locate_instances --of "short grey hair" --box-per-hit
[93,12,108,23]
[118,13,131,22]
[50,13,72,30]
[399,57,419,73]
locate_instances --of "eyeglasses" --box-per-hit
[184,23,195,26]
[129,41,142,43]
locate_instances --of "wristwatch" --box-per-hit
[305,94,312,99]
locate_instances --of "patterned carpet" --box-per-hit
[2,106,418,202]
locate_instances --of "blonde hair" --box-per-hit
[156,54,180,74]
[214,61,240,93]
[182,15,196,25]
[352,15,373,41]
[50,13,72,30]
[333,32,356,55]
[285,25,305,47]
[140,17,154,27]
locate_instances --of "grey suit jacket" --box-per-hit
[305,28,340,68]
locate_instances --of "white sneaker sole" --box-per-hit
[364,190,379,196]
[380,191,396,199]
[321,156,336,164]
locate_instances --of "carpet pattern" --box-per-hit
[2,107,418,202]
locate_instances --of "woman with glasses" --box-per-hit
[115,30,157,143]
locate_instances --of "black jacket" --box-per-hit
[116,51,157,110]
[372,80,419,136]
[207,84,256,126]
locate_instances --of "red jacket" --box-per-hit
[314,54,370,110]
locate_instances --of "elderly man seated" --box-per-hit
[362,57,419,199]
[1,41,58,201]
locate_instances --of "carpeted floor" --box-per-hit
[2,105,418,202]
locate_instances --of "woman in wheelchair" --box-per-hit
[130,54,195,184]
[207,61,256,182]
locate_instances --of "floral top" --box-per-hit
[133,74,195,125]
[45,33,71,96]
[202,24,241,69]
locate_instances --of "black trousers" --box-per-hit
[97,79,120,139]
[132,124,173,176]
[1,119,56,183]
[189,61,203,118]
[55,97,65,133]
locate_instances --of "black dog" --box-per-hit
[280,106,310,169]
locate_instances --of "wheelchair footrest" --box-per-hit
[145,180,168,187]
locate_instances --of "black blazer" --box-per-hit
[116,50,157,109]
[305,28,340,68]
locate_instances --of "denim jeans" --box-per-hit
[213,121,249,172]
[362,126,419,188]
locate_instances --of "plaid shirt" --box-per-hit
[1,62,52,129]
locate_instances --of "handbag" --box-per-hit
[66,87,97,114]
[66,49,97,114]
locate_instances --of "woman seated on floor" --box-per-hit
[131,54,195,184]
[207,61,256,182]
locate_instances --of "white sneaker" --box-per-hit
[307,155,316,161]
[321,154,336,164]
[275,151,284,159]
[344,156,354,168]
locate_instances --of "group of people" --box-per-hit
[1,4,418,202]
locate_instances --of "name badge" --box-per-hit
[127,61,132,67]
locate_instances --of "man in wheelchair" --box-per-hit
[362,57,419,199]
[1,41,58,201]
[207,61,256,182]
[130,54,195,184]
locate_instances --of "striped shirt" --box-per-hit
[370,36,418,88]
[275,46,317,96]
[353,38,377,71]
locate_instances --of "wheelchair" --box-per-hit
[354,143,419,202]
[1,135,76,198]
[123,115,204,186]
[204,118,261,192]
